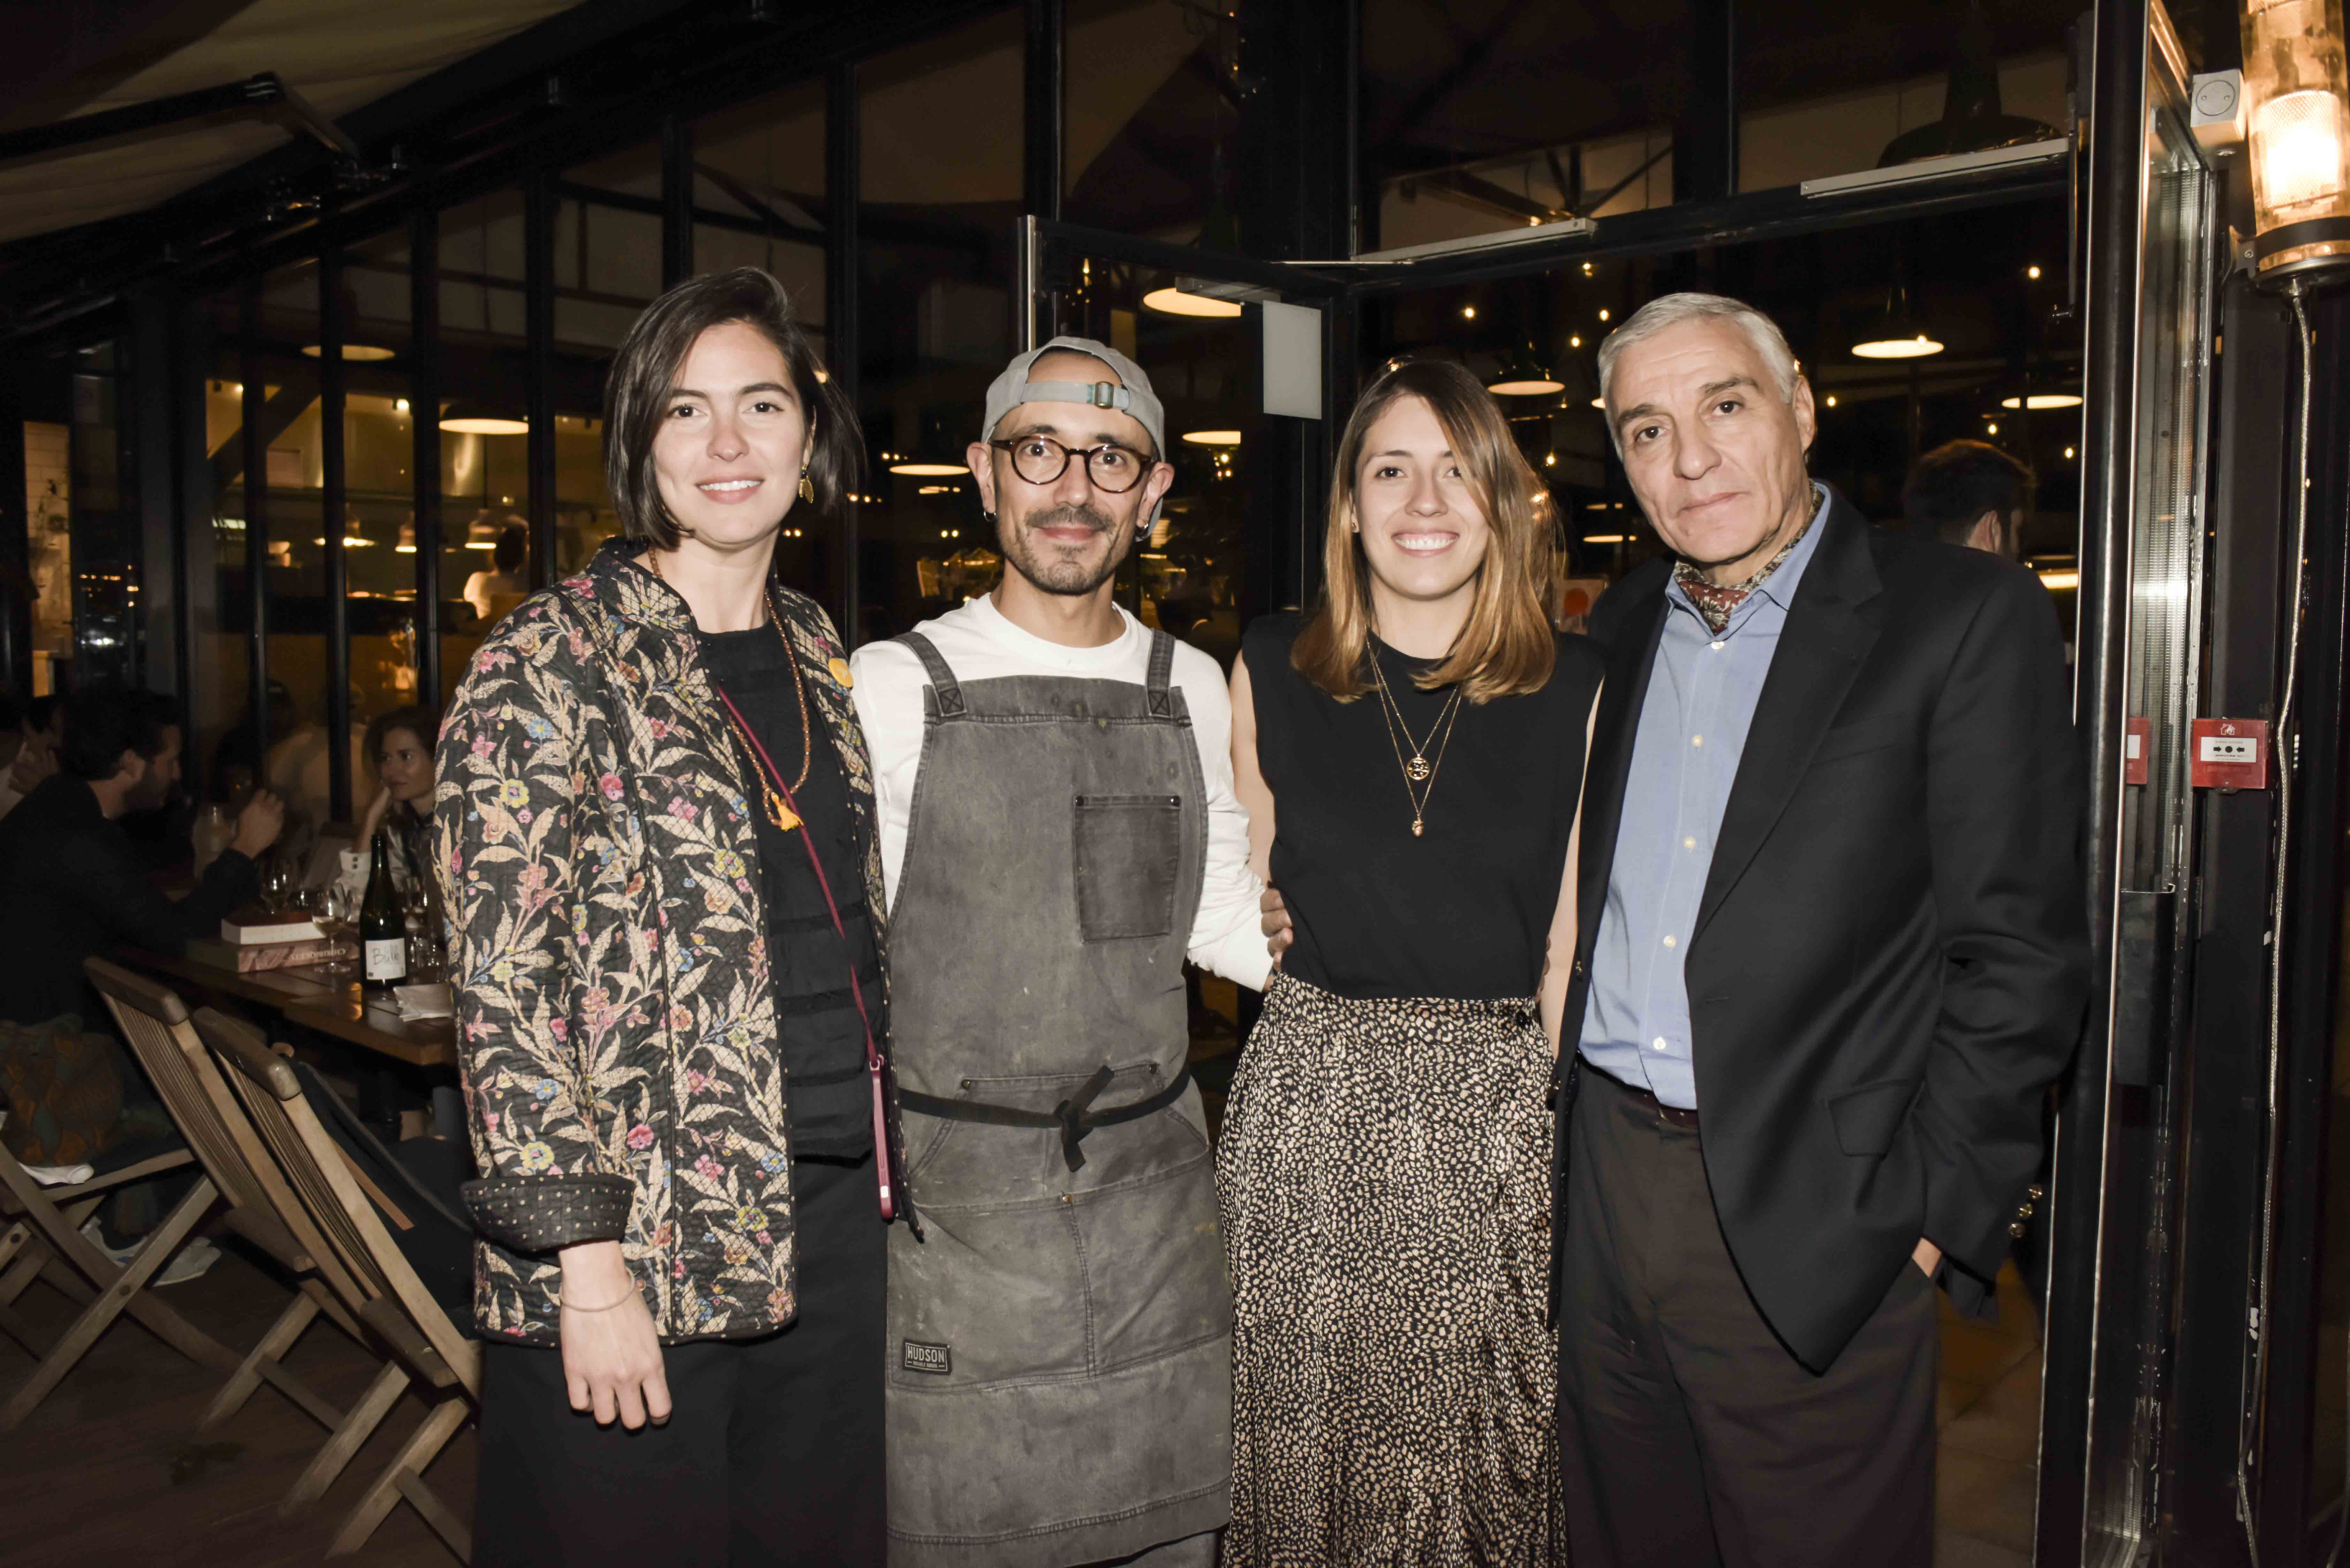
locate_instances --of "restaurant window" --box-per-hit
[692,86,830,602]
[193,289,247,794]
[68,341,138,688]
[858,8,1024,642]
[339,228,425,734]
[548,140,663,580]
[436,190,533,706]
[1735,2,2071,193]
[233,258,349,835]
[1063,0,1233,242]
[25,414,72,697]
[1360,0,1690,254]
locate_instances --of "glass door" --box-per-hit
[2036,0,2224,1561]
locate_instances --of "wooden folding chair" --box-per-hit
[198,1008,479,1562]
[0,1005,239,1430]
[84,960,372,1450]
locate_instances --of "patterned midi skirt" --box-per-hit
[1216,970,1561,1567]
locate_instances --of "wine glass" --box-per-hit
[306,884,359,979]
[261,855,295,916]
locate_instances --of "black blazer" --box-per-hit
[1558,487,2088,1372]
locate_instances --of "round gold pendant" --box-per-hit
[1411,818,1425,837]
[1406,756,1431,782]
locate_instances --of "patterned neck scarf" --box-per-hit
[1672,488,1823,636]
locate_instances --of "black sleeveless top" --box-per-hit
[700,623,882,1160]
[1242,613,1605,1001]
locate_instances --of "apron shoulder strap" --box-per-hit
[1144,629,1177,718]
[894,631,966,719]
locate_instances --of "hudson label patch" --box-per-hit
[902,1340,952,1375]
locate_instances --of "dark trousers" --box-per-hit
[474,1153,887,1567]
[1557,1068,1939,1568]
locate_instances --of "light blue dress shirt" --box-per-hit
[1577,492,1827,1109]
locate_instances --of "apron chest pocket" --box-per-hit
[1072,794,1181,941]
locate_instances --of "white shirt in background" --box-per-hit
[850,594,1272,992]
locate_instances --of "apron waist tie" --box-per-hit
[898,1066,1193,1172]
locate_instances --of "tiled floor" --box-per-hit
[1936,1264,2043,1567]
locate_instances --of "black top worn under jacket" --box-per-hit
[0,772,260,1026]
[1555,485,2090,1373]
[699,623,883,1159]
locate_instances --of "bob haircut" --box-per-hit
[1292,358,1557,704]
[364,705,439,777]
[603,268,863,549]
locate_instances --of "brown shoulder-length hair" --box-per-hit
[1292,358,1557,703]
[603,268,863,549]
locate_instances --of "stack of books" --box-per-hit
[190,915,356,972]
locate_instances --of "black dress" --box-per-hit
[1217,613,1603,1565]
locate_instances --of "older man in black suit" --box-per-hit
[1553,292,2087,1565]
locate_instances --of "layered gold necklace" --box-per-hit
[1368,646,1463,838]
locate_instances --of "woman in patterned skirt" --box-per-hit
[1222,358,1603,1564]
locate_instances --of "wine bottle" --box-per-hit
[360,826,408,990]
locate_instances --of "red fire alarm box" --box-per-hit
[2124,717,2151,786]
[2189,717,2269,790]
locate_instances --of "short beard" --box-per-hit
[998,502,1133,597]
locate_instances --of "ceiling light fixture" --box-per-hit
[1853,333,1944,359]
[1141,286,1243,319]
[2038,569,2080,589]
[302,286,397,362]
[1584,534,1628,544]
[890,461,967,476]
[1489,341,1565,396]
[1182,430,1243,446]
[2000,393,2085,409]
[439,402,530,434]
[1852,256,1946,358]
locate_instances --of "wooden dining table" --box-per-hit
[121,948,456,1069]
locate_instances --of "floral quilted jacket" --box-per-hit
[435,539,903,1345]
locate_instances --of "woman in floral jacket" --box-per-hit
[437,268,906,1565]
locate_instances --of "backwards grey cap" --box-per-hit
[981,335,1165,456]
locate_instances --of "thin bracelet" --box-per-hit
[557,1290,637,1313]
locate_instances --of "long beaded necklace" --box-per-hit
[645,549,813,828]
[1367,644,1464,838]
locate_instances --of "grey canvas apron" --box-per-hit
[883,628,1232,1567]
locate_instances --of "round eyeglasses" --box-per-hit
[988,434,1156,494]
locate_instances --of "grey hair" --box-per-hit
[1595,292,1801,441]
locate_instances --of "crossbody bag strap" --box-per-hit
[711,682,898,1223]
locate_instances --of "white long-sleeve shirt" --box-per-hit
[850,595,1272,991]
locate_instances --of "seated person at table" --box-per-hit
[343,704,440,905]
[0,687,284,1261]
[0,687,284,1028]
[0,692,63,822]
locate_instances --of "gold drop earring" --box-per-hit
[797,467,814,504]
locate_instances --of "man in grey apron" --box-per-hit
[851,338,1272,1566]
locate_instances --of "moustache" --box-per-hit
[1022,504,1117,537]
